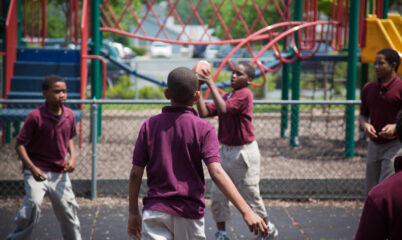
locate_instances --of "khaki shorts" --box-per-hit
[141,210,206,240]
[211,141,267,222]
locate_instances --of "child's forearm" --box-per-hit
[208,83,227,116]
[16,143,35,169]
[129,166,144,215]
[207,162,252,216]
[67,139,76,162]
[196,94,210,118]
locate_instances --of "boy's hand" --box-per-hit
[197,74,214,87]
[128,213,142,239]
[64,158,76,172]
[31,166,46,181]
[363,123,378,138]
[243,209,268,237]
[378,124,396,139]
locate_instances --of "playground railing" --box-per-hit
[0,99,367,200]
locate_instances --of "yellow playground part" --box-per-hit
[361,14,402,76]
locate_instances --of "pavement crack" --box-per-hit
[284,207,309,239]
[89,205,100,240]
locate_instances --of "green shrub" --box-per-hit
[138,86,165,99]
[106,75,135,99]
[131,46,147,56]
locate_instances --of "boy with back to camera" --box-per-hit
[359,48,402,194]
[196,62,278,240]
[8,75,81,240]
[127,67,268,239]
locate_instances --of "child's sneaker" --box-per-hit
[254,223,279,240]
[215,230,230,240]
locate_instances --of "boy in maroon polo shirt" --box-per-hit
[360,48,402,194]
[355,110,402,240]
[7,75,81,240]
[197,62,278,240]
[128,67,268,239]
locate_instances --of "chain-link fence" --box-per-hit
[0,99,366,200]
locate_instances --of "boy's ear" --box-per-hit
[164,88,170,100]
[193,91,200,103]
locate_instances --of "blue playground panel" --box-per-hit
[0,48,83,142]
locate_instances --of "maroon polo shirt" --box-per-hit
[206,87,255,146]
[132,105,220,219]
[16,104,77,172]
[360,76,402,143]
[355,156,402,240]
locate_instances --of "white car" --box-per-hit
[150,41,172,58]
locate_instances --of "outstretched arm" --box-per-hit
[207,162,268,236]
[128,165,144,240]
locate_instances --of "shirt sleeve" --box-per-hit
[132,122,149,167]
[16,113,36,146]
[70,114,77,139]
[355,196,387,240]
[360,84,369,117]
[206,101,217,117]
[201,124,220,164]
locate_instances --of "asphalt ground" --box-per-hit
[0,197,363,240]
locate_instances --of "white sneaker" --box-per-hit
[254,224,279,240]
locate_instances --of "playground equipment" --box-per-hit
[0,0,399,157]
[361,14,402,76]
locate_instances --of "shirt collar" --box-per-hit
[40,104,65,121]
[377,76,399,94]
[162,105,199,116]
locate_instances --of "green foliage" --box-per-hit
[106,75,135,99]
[47,15,66,38]
[318,0,334,17]
[138,86,165,99]
[250,73,278,99]
[175,0,209,25]
[131,46,147,56]
[203,0,280,40]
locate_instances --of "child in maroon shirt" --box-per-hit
[197,62,278,240]
[359,48,402,193]
[128,67,268,239]
[8,75,81,240]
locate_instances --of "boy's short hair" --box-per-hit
[42,75,65,91]
[238,61,255,79]
[167,67,198,103]
[377,48,400,72]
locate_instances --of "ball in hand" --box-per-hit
[192,60,211,77]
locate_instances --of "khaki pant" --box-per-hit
[211,141,267,222]
[8,170,81,240]
[366,139,401,194]
[141,210,206,240]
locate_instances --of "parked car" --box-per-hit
[213,46,252,68]
[192,45,206,58]
[150,41,172,58]
[204,44,220,59]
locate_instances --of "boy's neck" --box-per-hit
[46,102,63,116]
[379,72,396,84]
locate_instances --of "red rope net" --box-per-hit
[100,0,348,87]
